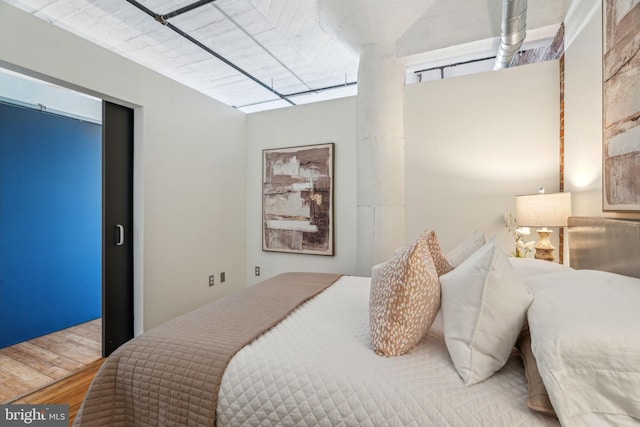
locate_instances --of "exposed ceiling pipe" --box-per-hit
[493,0,527,70]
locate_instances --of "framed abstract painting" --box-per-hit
[602,0,640,211]
[262,143,334,255]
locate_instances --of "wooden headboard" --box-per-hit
[568,216,640,278]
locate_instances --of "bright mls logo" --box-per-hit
[0,405,68,426]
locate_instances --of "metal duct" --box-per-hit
[493,0,527,69]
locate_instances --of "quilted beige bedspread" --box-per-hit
[74,272,342,427]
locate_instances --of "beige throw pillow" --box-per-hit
[516,325,557,417]
[370,232,440,356]
[425,230,454,276]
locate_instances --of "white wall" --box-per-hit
[404,60,561,255]
[563,0,604,216]
[245,97,358,286]
[0,3,247,331]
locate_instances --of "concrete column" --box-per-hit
[356,43,406,276]
[318,0,433,276]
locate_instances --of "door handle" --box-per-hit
[116,224,125,246]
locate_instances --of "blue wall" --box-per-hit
[0,102,102,349]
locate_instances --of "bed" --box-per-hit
[75,217,640,427]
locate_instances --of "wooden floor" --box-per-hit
[9,358,105,426]
[0,318,102,403]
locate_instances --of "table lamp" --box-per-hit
[515,190,572,262]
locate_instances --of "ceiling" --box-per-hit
[3,0,566,113]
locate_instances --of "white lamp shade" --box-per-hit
[515,192,572,227]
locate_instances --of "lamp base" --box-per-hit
[534,229,555,262]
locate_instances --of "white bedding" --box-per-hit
[217,276,559,426]
[527,270,640,426]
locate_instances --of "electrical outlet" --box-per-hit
[209,275,215,287]
[220,272,225,283]
[255,266,260,276]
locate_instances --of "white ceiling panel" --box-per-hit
[171,2,331,96]
[290,83,356,105]
[215,0,254,17]
[35,0,91,18]
[136,0,196,15]
[172,5,232,35]
[228,9,273,35]
[205,78,282,107]
[3,0,56,11]
[265,0,286,26]
[252,0,270,19]
[239,98,292,113]
[173,58,231,81]
[272,0,299,31]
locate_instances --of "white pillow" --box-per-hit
[445,230,485,267]
[527,270,640,426]
[508,257,572,277]
[440,238,533,385]
[370,261,387,278]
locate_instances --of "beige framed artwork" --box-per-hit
[262,143,334,255]
[602,0,640,211]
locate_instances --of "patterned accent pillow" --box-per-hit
[369,233,440,357]
[425,230,454,276]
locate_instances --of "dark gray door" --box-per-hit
[102,101,134,357]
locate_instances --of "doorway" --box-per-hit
[0,101,102,349]
[0,71,134,400]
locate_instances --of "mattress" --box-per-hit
[217,276,559,426]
